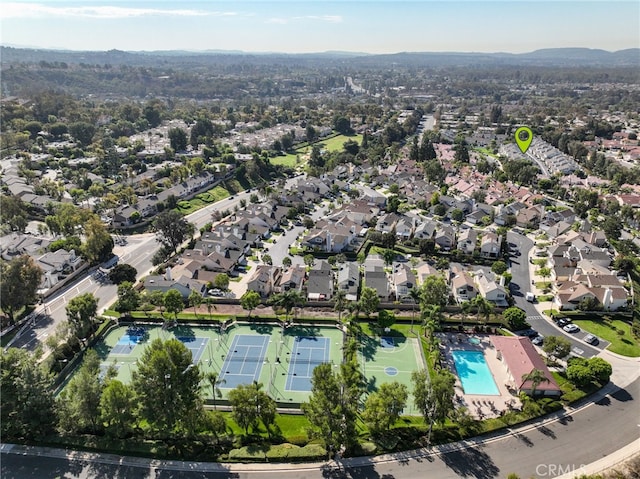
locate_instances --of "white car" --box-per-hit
[563,324,580,333]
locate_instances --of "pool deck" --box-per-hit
[437,333,522,419]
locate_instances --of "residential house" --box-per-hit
[144,274,207,299]
[278,265,306,293]
[37,249,83,290]
[475,272,508,306]
[392,263,416,300]
[480,232,502,258]
[336,262,360,301]
[246,265,282,298]
[364,256,391,300]
[435,225,456,251]
[306,260,334,300]
[451,271,477,303]
[457,229,478,255]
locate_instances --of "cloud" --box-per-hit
[0,3,237,20]
[265,14,343,25]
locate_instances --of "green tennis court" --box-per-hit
[87,322,343,405]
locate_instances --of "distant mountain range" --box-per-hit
[1,46,638,68]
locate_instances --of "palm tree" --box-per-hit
[333,289,348,323]
[421,304,442,350]
[206,371,226,410]
[408,287,423,334]
[521,368,549,397]
[269,290,305,323]
[189,290,202,319]
[473,295,494,324]
[460,300,472,327]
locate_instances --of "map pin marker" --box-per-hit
[515,126,533,154]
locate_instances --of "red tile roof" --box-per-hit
[490,336,561,393]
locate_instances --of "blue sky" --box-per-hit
[1,1,638,53]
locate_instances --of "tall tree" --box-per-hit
[167,127,188,151]
[412,369,456,445]
[82,216,114,264]
[408,287,423,333]
[100,379,136,438]
[302,363,357,455]
[240,290,261,319]
[362,382,408,435]
[107,263,138,285]
[205,371,226,410]
[153,210,194,254]
[268,290,306,322]
[188,290,202,317]
[420,275,449,308]
[57,350,104,433]
[227,382,276,435]
[163,289,184,320]
[333,289,348,323]
[0,255,43,323]
[358,286,380,318]
[65,293,98,342]
[0,348,57,439]
[131,338,202,435]
[542,336,571,362]
[115,281,140,314]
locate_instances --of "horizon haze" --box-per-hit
[0,1,638,54]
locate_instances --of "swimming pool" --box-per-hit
[452,350,499,395]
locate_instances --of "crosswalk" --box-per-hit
[526,315,544,322]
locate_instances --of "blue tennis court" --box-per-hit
[219,335,269,388]
[285,336,330,392]
[176,336,208,364]
[111,331,145,355]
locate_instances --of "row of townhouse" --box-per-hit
[143,202,290,298]
[246,255,435,303]
[547,231,629,311]
[112,169,231,228]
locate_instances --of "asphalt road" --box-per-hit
[506,231,600,358]
[2,376,638,479]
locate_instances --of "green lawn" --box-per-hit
[571,318,640,357]
[271,152,305,167]
[317,133,363,152]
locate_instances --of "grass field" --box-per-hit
[317,133,363,152]
[572,318,640,357]
[270,133,362,167]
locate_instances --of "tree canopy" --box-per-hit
[0,255,42,323]
[131,338,202,434]
[153,210,194,254]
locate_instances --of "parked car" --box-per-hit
[557,318,572,327]
[525,292,535,302]
[518,329,539,338]
[532,335,544,346]
[584,334,599,345]
[563,324,580,333]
